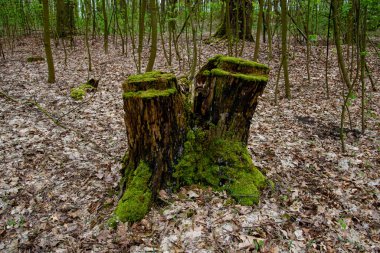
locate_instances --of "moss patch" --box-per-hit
[113,161,152,223]
[123,88,177,99]
[70,83,96,100]
[127,71,176,84]
[199,55,269,83]
[216,55,269,70]
[174,129,268,205]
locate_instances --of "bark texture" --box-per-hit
[113,71,186,223]
[193,55,269,144]
[214,0,253,41]
[112,56,269,224]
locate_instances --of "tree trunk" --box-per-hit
[146,0,158,72]
[214,0,254,41]
[111,56,270,225]
[137,0,147,73]
[193,55,269,144]
[115,71,186,222]
[253,0,264,61]
[102,0,109,54]
[42,0,55,83]
[56,0,75,38]
[56,0,65,37]
[280,0,291,99]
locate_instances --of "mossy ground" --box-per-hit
[70,83,96,100]
[109,161,152,226]
[174,129,269,205]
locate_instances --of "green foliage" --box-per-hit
[338,218,348,230]
[174,129,268,205]
[308,34,318,42]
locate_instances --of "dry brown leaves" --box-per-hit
[0,35,379,252]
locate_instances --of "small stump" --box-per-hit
[114,71,186,222]
[112,57,270,225]
[193,55,269,144]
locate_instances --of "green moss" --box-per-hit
[127,71,175,83]
[123,88,177,99]
[201,55,269,83]
[174,129,269,205]
[218,55,269,69]
[114,161,152,222]
[208,68,268,82]
[70,83,96,100]
[233,73,268,82]
[210,68,230,77]
[202,70,211,76]
[70,87,86,100]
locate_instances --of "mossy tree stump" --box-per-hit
[112,56,270,225]
[193,55,269,144]
[114,71,187,222]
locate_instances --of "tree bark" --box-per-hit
[56,0,75,38]
[102,0,109,54]
[42,0,55,83]
[253,0,264,61]
[193,55,269,144]
[214,0,254,41]
[111,55,269,225]
[146,0,158,72]
[280,0,291,99]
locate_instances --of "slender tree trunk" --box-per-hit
[102,0,109,54]
[92,0,96,38]
[360,5,367,133]
[56,0,65,37]
[138,0,147,73]
[325,0,332,98]
[42,0,55,83]
[214,0,253,41]
[189,12,197,79]
[146,0,158,72]
[84,0,92,72]
[332,0,352,152]
[253,0,264,61]
[306,0,311,84]
[280,0,290,99]
[267,0,272,59]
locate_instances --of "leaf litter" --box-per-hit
[0,36,379,252]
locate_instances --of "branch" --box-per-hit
[287,12,308,41]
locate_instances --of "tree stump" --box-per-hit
[193,55,269,144]
[111,57,270,225]
[114,71,187,222]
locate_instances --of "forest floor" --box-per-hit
[0,35,379,253]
